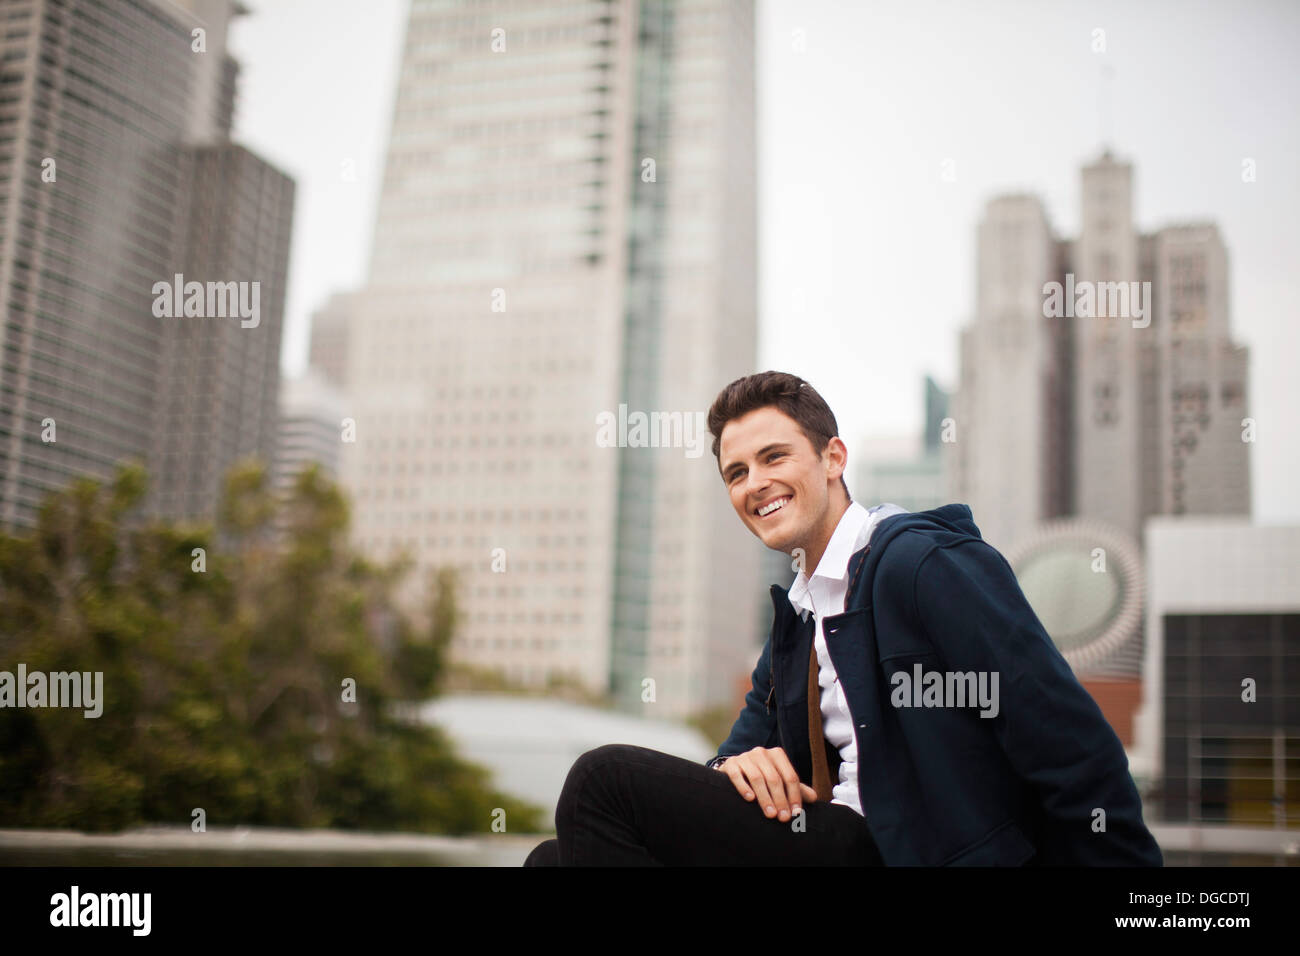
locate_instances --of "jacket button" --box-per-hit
[858,723,867,729]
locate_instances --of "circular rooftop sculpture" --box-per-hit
[1001,517,1145,674]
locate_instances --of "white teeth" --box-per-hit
[758,496,790,517]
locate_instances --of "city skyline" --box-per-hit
[227,0,1300,523]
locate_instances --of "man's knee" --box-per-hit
[569,743,649,783]
[573,743,642,772]
[557,744,645,818]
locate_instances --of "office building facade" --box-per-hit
[0,0,292,528]
[335,0,760,717]
[1139,517,1299,862]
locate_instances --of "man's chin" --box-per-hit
[758,527,796,554]
[745,511,799,551]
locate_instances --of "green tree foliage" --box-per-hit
[0,462,542,834]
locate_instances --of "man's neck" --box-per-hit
[802,497,851,577]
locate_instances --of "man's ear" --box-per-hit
[824,436,848,483]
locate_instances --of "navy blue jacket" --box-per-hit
[712,503,1162,866]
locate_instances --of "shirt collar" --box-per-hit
[786,501,909,620]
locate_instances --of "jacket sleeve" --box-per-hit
[911,540,1162,866]
[708,633,780,765]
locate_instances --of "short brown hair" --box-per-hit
[707,371,850,500]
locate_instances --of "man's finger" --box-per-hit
[755,756,791,819]
[738,755,777,815]
[723,761,755,800]
[743,750,791,819]
[765,747,808,819]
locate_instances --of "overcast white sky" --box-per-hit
[228,0,1300,523]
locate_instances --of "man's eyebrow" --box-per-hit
[721,443,793,477]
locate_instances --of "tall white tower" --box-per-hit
[336,0,761,717]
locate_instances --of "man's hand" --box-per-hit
[716,747,818,822]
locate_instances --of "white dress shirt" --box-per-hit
[786,500,909,817]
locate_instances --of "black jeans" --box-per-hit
[522,743,884,866]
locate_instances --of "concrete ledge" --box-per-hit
[1147,824,1300,856]
[0,827,552,866]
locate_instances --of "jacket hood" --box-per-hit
[846,501,983,596]
[769,502,983,609]
[869,502,982,551]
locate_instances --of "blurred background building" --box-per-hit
[273,367,347,494]
[318,0,761,718]
[152,141,294,519]
[306,289,357,391]
[0,0,293,529]
[949,150,1251,556]
[1138,517,1299,862]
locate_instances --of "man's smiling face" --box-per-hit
[718,405,848,563]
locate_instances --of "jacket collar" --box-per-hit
[769,503,923,642]
[786,500,871,620]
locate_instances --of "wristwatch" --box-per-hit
[707,755,733,770]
